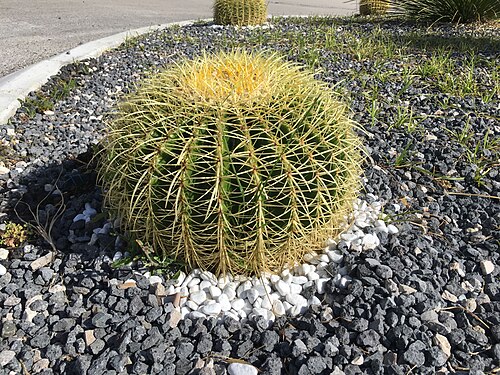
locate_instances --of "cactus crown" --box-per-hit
[213,0,267,26]
[99,50,362,276]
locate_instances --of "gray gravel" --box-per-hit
[0,17,499,375]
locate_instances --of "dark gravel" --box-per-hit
[0,17,499,375]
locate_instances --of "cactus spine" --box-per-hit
[99,50,362,276]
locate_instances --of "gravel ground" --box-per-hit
[0,17,499,375]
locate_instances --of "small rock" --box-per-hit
[118,279,137,289]
[85,330,96,346]
[191,290,207,305]
[433,334,451,358]
[228,363,258,375]
[362,233,380,250]
[168,309,182,328]
[274,280,290,296]
[149,275,162,285]
[272,300,285,316]
[217,294,232,312]
[0,350,16,366]
[30,252,54,271]
[399,284,417,294]
[480,260,494,275]
[387,224,399,234]
[201,302,222,315]
[0,248,8,260]
[441,290,458,303]
[351,354,364,366]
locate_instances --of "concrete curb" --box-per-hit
[0,19,198,125]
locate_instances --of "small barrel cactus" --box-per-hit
[213,0,267,26]
[99,50,362,276]
[360,0,390,15]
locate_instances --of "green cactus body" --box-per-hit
[213,0,267,26]
[99,51,362,276]
[359,0,390,15]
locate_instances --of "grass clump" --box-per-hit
[390,0,500,23]
[0,222,28,248]
[213,0,267,26]
[98,50,362,276]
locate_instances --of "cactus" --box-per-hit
[99,50,362,276]
[213,0,267,26]
[359,0,390,15]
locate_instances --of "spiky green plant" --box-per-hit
[213,0,267,26]
[98,50,362,276]
[390,0,500,23]
[359,0,391,15]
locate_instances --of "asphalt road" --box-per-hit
[0,0,357,79]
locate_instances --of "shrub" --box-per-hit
[359,0,391,15]
[213,0,267,26]
[98,50,362,276]
[390,0,500,23]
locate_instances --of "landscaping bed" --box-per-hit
[0,16,499,375]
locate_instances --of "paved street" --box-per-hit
[0,0,357,78]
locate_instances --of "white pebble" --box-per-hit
[190,311,206,319]
[327,250,343,264]
[282,301,293,312]
[290,303,308,316]
[189,285,200,293]
[362,233,380,250]
[186,301,198,310]
[228,363,258,375]
[217,294,232,311]
[0,248,8,260]
[200,280,212,290]
[180,274,193,288]
[201,302,222,315]
[339,275,352,288]
[0,264,6,276]
[292,276,308,285]
[231,298,245,310]
[274,280,290,296]
[187,277,201,288]
[286,293,307,306]
[200,271,217,283]
[223,285,237,301]
[387,224,399,234]
[246,288,259,304]
[209,286,222,298]
[190,290,207,305]
[480,260,495,275]
[149,275,162,285]
[174,272,186,287]
[290,283,302,294]
[315,278,329,294]
[261,297,273,310]
[181,307,191,318]
[270,274,280,283]
[254,284,271,297]
[308,296,321,306]
[307,271,320,281]
[271,300,285,316]
[237,281,252,298]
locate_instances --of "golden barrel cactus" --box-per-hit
[213,0,267,26]
[360,0,390,15]
[99,50,362,276]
